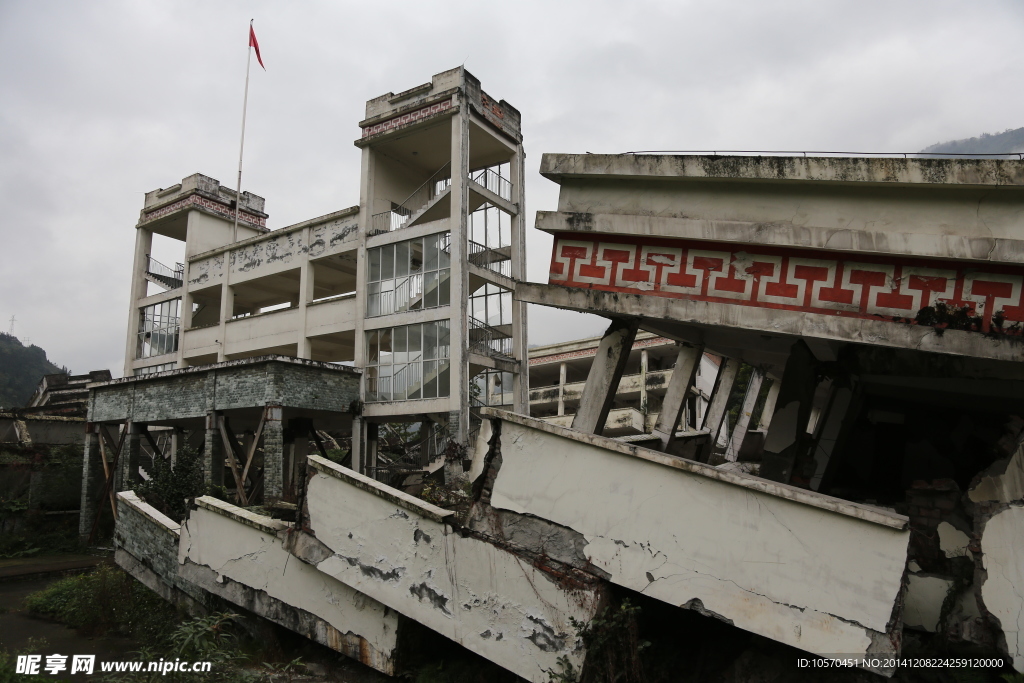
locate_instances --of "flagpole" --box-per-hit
[232,19,254,243]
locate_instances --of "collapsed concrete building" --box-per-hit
[83,67,1024,678]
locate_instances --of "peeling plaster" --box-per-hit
[979,504,1024,672]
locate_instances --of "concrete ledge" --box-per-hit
[117,491,180,537]
[307,455,453,524]
[194,496,290,536]
[481,408,908,530]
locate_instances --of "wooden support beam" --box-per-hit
[218,416,249,506]
[88,426,126,544]
[680,358,740,461]
[651,343,704,451]
[240,407,268,484]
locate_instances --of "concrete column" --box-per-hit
[204,411,224,488]
[725,367,765,462]
[809,384,860,491]
[651,343,704,451]
[757,379,781,431]
[572,317,639,436]
[679,358,739,461]
[217,283,233,362]
[350,415,364,474]
[557,362,567,417]
[761,341,818,484]
[263,405,284,502]
[509,140,530,415]
[123,228,153,376]
[169,427,182,469]
[639,349,649,416]
[297,254,314,359]
[288,419,310,502]
[121,422,143,488]
[448,108,471,445]
[78,425,103,542]
[367,422,380,478]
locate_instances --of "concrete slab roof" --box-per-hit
[540,153,1024,188]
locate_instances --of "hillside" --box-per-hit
[0,333,64,409]
[921,126,1024,155]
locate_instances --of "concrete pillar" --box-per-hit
[725,367,765,462]
[217,283,233,362]
[639,349,649,415]
[449,111,471,446]
[809,384,860,491]
[204,411,225,488]
[350,415,364,474]
[509,138,530,416]
[757,379,781,431]
[297,257,314,359]
[169,427,183,469]
[761,341,818,484]
[572,318,639,436]
[79,425,103,542]
[689,358,740,461]
[366,422,380,479]
[288,419,310,502]
[557,362,567,417]
[263,405,284,501]
[651,343,704,451]
[123,228,153,377]
[121,422,143,488]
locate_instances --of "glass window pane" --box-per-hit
[422,360,437,399]
[395,277,410,313]
[501,291,513,325]
[410,239,423,274]
[379,280,395,316]
[436,320,450,359]
[378,328,392,366]
[407,323,422,363]
[368,248,380,282]
[409,273,423,310]
[500,210,511,248]
[365,366,378,402]
[367,283,381,317]
[366,330,379,364]
[438,269,450,307]
[423,322,437,360]
[396,241,409,278]
[378,364,392,402]
[381,244,395,280]
[488,293,501,326]
[393,325,407,364]
[438,234,451,268]
[424,271,438,309]
[424,234,438,271]
[407,362,422,400]
[437,359,450,398]
[393,363,407,401]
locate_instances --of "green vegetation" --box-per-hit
[921,127,1024,155]
[133,446,205,523]
[0,333,64,409]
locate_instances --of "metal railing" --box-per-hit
[145,256,184,289]
[467,240,512,278]
[469,167,512,202]
[368,162,451,237]
[469,316,514,360]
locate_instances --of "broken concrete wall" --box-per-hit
[178,497,399,674]
[293,455,604,683]
[481,411,911,665]
[978,504,1024,672]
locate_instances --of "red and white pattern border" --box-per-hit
[361,100,452,138]
[141,194,266,228]
[549,233,1024,335]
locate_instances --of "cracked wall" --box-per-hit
[296,455,604,683]
[178,497,399,674]
[483,413,911,666]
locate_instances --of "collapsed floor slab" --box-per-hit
[289,455,605,683]
[179,496,400,674]
[479,409,911,670]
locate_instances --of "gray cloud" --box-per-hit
[2,0,1022,372]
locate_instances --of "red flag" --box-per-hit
[249,24,265,70]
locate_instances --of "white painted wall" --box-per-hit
[980,504,1024,672]
[487,416,911,661]
[178,497,399,673]
[302,456,603,683]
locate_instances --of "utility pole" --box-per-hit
[7,315,14,335]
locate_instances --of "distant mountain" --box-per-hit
[0,333,65,409]
[921,127,1024,155]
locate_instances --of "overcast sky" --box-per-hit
[2,0,1022,375]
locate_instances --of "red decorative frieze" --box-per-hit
[141,194,266,228]
[549,234,1024,335]
[361,100,452,138]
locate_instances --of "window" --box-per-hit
[469,283,513,327]
[468,204,512,278]
[135,363,175,376]
[471,370,514,407]
[137,299,180,359]
[365,320,450,402]
[367,233,450,317]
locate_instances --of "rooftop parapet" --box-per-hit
[358,67,521,145]
[139,173,268,231]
